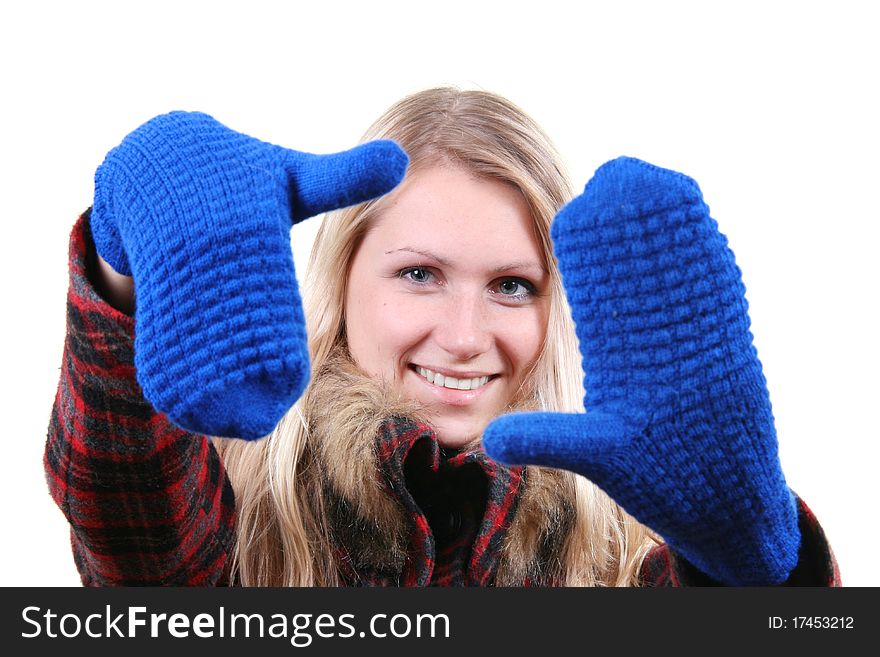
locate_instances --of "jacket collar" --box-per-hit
[305,351,576,586]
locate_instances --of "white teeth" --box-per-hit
[413,366,491,391]
[417,366,434,384]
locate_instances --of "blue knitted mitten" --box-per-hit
[483,157,800,585]
[91,111,408,439]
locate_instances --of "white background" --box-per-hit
[2,0,877,586]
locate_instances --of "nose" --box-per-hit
[433,292,493,361]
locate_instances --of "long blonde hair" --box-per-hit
[215,87,658,586]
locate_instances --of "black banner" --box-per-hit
[1,587,875,655]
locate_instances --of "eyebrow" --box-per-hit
[385,247,547,276]
[385,247,452,266]
[490,260,548,276]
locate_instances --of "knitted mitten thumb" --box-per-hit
[483,157,800,585]
[90,111,408,439]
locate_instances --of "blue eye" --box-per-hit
[492,278,536,303]
[495,278,535,300]
[499,280,524,295]
[400,267,432,284]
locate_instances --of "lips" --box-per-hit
[410,365,496,391]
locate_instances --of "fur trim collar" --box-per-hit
[303,351,577,586]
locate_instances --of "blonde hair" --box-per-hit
[215,87,658,586]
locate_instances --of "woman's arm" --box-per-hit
[484,157,824,586]
[44,212,237,585]
[47,110,406,584]
[92,251,134,315]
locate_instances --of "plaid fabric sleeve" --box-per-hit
[44,211,237,586]
[639,495,841,586]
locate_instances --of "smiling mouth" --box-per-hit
[410,365,496,391]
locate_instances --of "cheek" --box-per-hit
[497,307,548,375]
[346,285,433,377]
[345,281,380,374]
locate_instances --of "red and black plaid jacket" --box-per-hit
[45,214,841,587]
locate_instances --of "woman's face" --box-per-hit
[345,165,550,448]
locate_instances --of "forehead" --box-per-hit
[363,166,543,262]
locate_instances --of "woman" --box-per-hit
[45,87,838,586]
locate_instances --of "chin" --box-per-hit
[431,417,488,450]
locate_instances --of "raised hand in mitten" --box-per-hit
[483,157,800,585]
[91,111,408,439]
